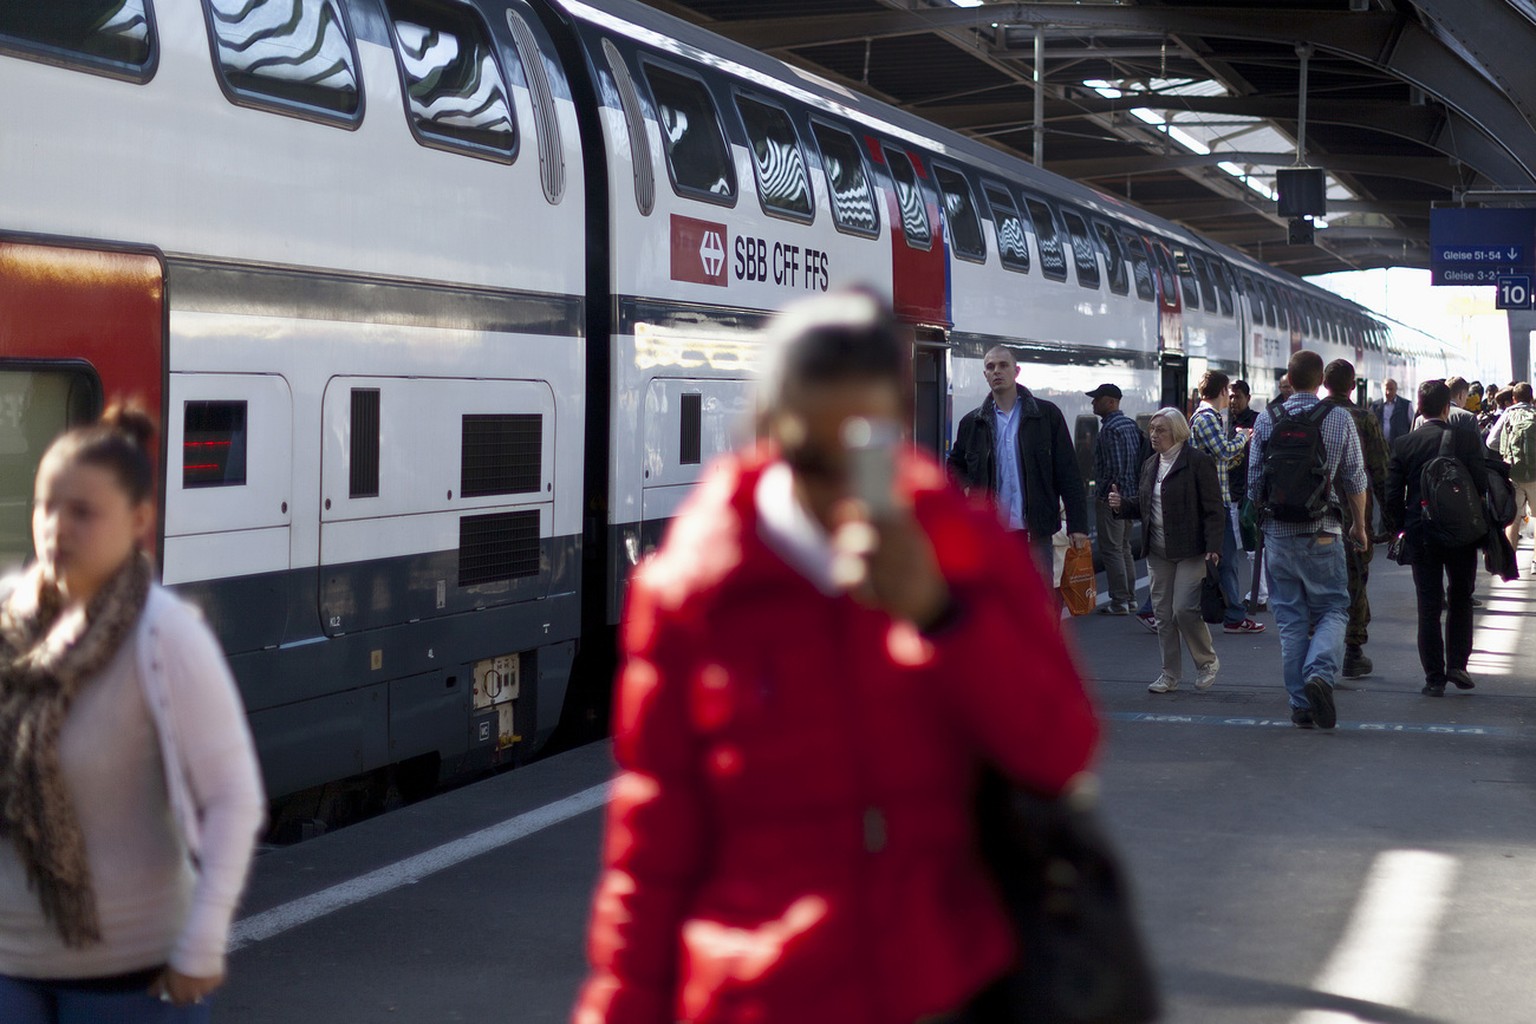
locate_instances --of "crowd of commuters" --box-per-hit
[973,346,1522,728]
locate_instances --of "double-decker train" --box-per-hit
[0,0,1472,805]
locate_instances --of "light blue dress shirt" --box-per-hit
[993,399,1024,530]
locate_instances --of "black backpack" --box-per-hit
[1259,402,1333,523]
[1421,430,1488,547]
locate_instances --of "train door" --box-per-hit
[912,328,949,459]
[1160,354,1189,413]
[0,240,163,567]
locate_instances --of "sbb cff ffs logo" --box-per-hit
[669,214,830,291]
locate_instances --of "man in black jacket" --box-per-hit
[947,345,1089,577]
[1385,379,1490,696]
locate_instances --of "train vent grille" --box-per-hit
[603,37,654,216]
[461,413,542,497]
[506,8,564,205]
[459,510,541,587]
[350,388,380,499]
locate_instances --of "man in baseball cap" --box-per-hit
[1087,382,1145,616]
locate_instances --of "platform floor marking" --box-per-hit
[230,782,610,951]
[1290,849,1458,1024]
[1105,711,1519,737]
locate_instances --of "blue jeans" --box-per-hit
[1264,530,1350,708]
[0,973,211,1024]
[1218,505,1246,625]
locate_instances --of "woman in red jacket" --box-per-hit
[574,291,1100,1024]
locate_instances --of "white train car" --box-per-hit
[0,0,1476,805]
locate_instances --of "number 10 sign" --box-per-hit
[1498,275,1533,310]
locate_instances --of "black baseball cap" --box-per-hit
[1085,383,1122,400]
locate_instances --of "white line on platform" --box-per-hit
[1289,849,1459,1024]
[229,782,610,951]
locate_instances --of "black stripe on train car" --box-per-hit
[167,258,586,335]
[950,332,1160,371]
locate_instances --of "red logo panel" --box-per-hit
[671,214,729,287]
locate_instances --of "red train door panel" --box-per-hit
[869,140,949,328]
[0,241,165,564]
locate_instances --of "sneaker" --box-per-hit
[1136,612,1159,633]
[1304,678,1336,729]
[1147,675,1179,693]
[1447,668,1476,690]
[1223,618,1266,634]
[1194,657,1220,691]
[1096,601,1130,615]
[1470,596,1483,608]
[1291,707,1315,729]
[1342,648,1373,679]
[1421,682,1446,697]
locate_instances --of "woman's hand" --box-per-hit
[830,501,950,628]
[1107,484,1122,512]
[149,967,224,1008]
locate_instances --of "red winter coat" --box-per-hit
[575,449,1099,1024]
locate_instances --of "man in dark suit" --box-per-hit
[1384,379,1489,697]
[1370,377,1413,448]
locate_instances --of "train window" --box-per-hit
[383,0,516,160]
[645,63,736,203]
[183,400,248,489]
[1059,210,1099,290]
[1122,233,1155,302]
[982,183,1029,273]
[811,121,879,237]
[1190,254,1220,313]
[0,1,156,81]
[736,95,812,220]
[0,367,100,564]
[350,389,380,499]
[603,40,655,216]
[1170,245,1201,309]
[1022,197,1068,281]
[1091,220,1129,295]
[884,147,932,249]
[202,0,361,125]
[1151,242,1178,305]
[1300,296,1316,336]
[461,414,542,497]
[1210,259,1235,317]
[1260,283,1278,328]
[933,164,985,262]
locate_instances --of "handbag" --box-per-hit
[1199,561,1224,624]
[1059,543,1097,616]
[970,772,1161,1024]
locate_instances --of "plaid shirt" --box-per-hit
[1189,402,1247,505]
[1093,410,1144,501]
[1247,392,1367,538]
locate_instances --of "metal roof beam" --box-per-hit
[716,5,1536,186]
[1050,151,1463,190]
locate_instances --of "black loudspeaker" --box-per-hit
[1288,217,1316,245]
[1277,167,1327,218]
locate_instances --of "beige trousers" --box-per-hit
[1147,548,1217,681]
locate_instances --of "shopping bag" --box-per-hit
[1059,543,1097,616]
[1200,562,1225,624]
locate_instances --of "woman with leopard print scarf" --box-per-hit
[0,408,264,1022]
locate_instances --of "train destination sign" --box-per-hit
[1430,208,1536,285]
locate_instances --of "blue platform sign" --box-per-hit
[1430,208,1536,285]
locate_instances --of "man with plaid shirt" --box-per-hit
[1248,351,1369,730]
[1088,383,1144,614]
[1190,370,1265,634]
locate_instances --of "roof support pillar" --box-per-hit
[1033,26,1045,166]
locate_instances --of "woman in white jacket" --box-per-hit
[0,407,265,1022]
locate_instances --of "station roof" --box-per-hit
[640,0,1536,276]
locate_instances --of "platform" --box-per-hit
[218,546,1536,1024]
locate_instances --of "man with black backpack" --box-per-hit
[1247,351,1369,730]
[1385,380,1490,697]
